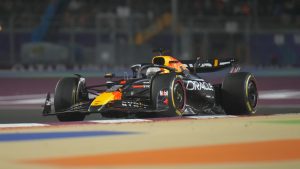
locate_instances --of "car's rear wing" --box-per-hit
[180,58,238,73]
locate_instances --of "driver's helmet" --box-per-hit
[152,56,187,73]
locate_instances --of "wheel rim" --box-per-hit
[247,80,258,108]
[76,82,88,102]
[173,81,185,110]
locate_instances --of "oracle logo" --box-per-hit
[186,80,213,91]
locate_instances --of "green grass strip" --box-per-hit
[258,119,300,125]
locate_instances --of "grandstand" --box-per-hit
[0,0,299,69]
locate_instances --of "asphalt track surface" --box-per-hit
[0,76,299,123]
[0,106,299,123]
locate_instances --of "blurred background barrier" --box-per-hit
[0,0,299,70]
[21,42,69,64]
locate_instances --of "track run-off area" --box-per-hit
[0,114,299,169]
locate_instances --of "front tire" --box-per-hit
[54,77,86,121]
[151,73,186,117]
[221,72,258,115]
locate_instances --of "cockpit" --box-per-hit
[152,56,188,73]
[131,56,189,78]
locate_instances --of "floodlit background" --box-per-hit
[0,2,299,169]
[0,0,299,73]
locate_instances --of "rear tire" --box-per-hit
[221,72,258,115]
[54,77,86,121]
[151,73,186,117]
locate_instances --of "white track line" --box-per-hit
[89,119,152,124]
[185,115,237,119]
[0,116,239,129]
[0,94,49,101]
[0,123,50,128]
[0,94,51,105]
[259,90,300,99]
[0,98,49,105]
[0,90,299,105]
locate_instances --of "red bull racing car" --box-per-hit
[43,51,258,121]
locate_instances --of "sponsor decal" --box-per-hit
[121,101,146,108]
[186,80,214,91]
[144,85,150,88]
[220,61,231,66]
[132,85,150,89]
[183,63,213,68]
[159,90,168,96]
[184,61,231,69]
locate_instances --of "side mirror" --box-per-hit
[104,73,115,78]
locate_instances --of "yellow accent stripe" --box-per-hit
[91,92,115,106]
[245,75,253,112]
[171,79,182,116]
[213,59,219,67]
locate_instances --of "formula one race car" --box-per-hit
[43,50,258,121]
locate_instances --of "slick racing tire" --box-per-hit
[221,72,258,115]
[151,73,186,117]
[54,77,86,121]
